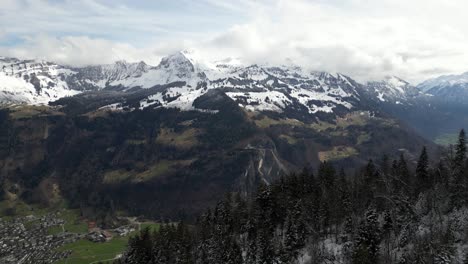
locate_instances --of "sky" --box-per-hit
[0,0,467,83]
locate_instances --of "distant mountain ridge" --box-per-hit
[0,51,410,108]
[0,53,444,220]
[3,51,468,141]
[0,51,369,120]
[0,57,80,104]
[5,52,467,109]
[417,72,468,104]
[366,76,423,104]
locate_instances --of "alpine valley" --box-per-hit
[3,47,468,263]
[1,50,468,219]
[0,51,468,220]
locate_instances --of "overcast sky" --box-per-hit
[0,0,467,83]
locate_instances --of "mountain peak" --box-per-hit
[114,60,129,65]
[180,48,197,57]
[417,71,468,103]
[366,76,419,103]
[159,51,196,68]
[166,49,204,65]
[418,71,468,92]
[382,75,410,87]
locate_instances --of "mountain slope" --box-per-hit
[96,52,368,120]
[0,52,443,219]
[418,72,468,104]
[0,57,80,104]
[0,52,366,121]
[0,99,435,219]
[366,76,422,104]
[4,52,464,144]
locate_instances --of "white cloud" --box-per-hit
[197,0,468,83]
[0,29,5,42]
[1,35,145,65]
[1,0,467,83]
[0,35,194,66]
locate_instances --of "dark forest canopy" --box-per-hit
[118,130,468,263]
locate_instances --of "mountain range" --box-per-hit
[1,50,468,218]
[0,51,443,110]
[2,50,467,128]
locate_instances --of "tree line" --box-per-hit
[118,130,468,263]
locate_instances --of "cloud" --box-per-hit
[1,35,142,65]
[1,0,467,83]
[197,0,468,83]
[0,0,229,65]
[0,34,194,66]
[0,29,5,42]
[0,0,172,41]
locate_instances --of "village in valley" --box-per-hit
[0,206,156,264]
[0,213,75,263]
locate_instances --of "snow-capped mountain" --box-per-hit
[418,72,468,91]
[0,51,367,118]
[0,57,80,104]
[9,50,463,121]
[366,76,422,104]
[136,59,364,115]
[65,60,150,90]
[118,51,211,90]
[417,72,468,104]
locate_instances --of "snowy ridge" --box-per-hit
[1,51,442,115]
[0,57,79,104]
[0,52,364,116]
[366,76,421,103]
[417,72,468,103]
[418,72,468,92]
[129,57,362,114]
[66,60,151,89]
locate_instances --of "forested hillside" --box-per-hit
[0,98,433,222]
[118,130,468,263]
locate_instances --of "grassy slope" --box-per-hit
[434,132,459,146]
[103,159,195,184]
[54,237,129,264]
[156,127,200,149]
[249,111,380,163]
[318,146,358,161]
[0,200,50,221]
[55,223,160,264]
[47,209,88,235]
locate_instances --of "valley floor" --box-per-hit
[0,202,159,264]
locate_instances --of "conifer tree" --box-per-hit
[391,159,402,193]
[355,160,378,210]
[224,239,243,264]
[463,252,468,264]
[125,227,153,264]
[337,169,352,220]
[364,159,377,185]
[455,129,466,169]
[450,129,467,207]
[318,161,336,191]
[380,154,391,176]
[255,228,274,264]
[416,146,429,194]
[352,209,381,264]
[397,154,412,194]
[119,147,468,264]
